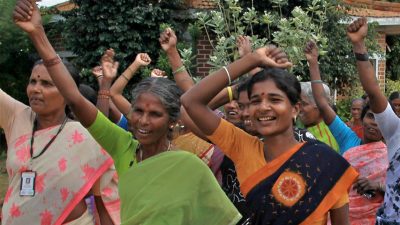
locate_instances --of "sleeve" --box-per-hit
[331,192,349,209]
[206,119,258,162]
[87,111,138,163]
[328,116,361,155]
[0,89,27,131]
[116,114,128,131]
[374,102,400,159]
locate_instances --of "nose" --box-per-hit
[138,113,149,126]
[259,99,271,111]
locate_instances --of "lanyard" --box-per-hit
[30,117,68,160]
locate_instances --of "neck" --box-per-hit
[352,118,362,125]
[262,129,299,162]
[36,111,67,130]
[140,137,171,160]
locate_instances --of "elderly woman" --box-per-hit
[299,81,339,152]
[0,59,120,224]
[12,1,241,224]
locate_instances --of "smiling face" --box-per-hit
[351,99,364,120]
[238,90,257,135]
[130,92,172,146]
[248,80,298,137]
[26,64,66,116]
[223,100,241,125]
[362,109,383,142]
[298,94,321,127]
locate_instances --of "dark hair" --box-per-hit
[351,98,365,105]
[131,77,182,123]
[33,59,81,86]
[247,68,301,105]
[237,77,251,94]
[79,84,97,105]
[389,91,400,102]
[361,103,371,120]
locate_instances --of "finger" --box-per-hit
[270,48,284,60]
[14,5,31,20]
[273,52,288,62]
[18,0,33,15]
[112,61,119,71]
[13,11,28,22]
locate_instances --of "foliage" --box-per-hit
[336,84,364,122]
[385,78,400,96]
[0,0,36,104]
[194,0,380,89]
[62,0,183,85]
[386,35,400,80]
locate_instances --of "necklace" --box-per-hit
[129,141,172,167]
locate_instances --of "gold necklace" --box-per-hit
[139,141,172,162]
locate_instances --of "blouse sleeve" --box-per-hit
[328,116,361,155]
[0,89,28,132]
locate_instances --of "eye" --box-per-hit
[250,99,261,105]
[270,97,283,103]
[133,108,143,114]
[238,104,244,110]
[42,80,53,87]
[150,111,163,117]
[29,79,36,85]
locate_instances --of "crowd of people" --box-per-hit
[1,0,399,224]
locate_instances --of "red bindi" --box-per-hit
[260,93,265,96]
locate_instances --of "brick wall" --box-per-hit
[196,34,214,77]
[377,32,386,90]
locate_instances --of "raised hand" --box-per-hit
[347,17,368,44]
[255,45,292,69]
[159,28,177,53]
[13,0,42,33]
[91,66,103,79]
[304,41,319,63]
[101,49,119,81]
[150,69,167,78]
[134,53,151,67]
[237,35,252,57]
[353,177,379,197]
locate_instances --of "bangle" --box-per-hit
[43,55,61,67]
[223,66,231,85]
[173,65,186,75]
[98,90,110,96]
[354,52,369,61]
[227,86,233,102]
[97,94,110,100]
[121,74,130,81]
[96,75,104,79]
[311,80,323,84]
[126,66,135,74]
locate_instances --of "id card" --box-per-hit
[20,171,36,196]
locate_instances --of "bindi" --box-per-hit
[260,92,265,96]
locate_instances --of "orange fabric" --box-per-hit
[346,121,364,139]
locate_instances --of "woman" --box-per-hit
[347,17,400,224]
[304,40,387,225]
[0,59,120,224]
[346,98,365,138]
[388,91,400,118]
[182,46,358,224]
[12,1,241,224]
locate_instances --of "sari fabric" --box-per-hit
[172,131,214,165]
[307,121,340,153]
[118,151,241,225]
[343,142,388,225]
[0,89,119,225]
[245,141,358,225]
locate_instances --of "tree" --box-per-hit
[62,0,184,86]
[0,0,35,103]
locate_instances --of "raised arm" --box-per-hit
[304,41,336,125]
[13,0,97,127]
[159,28,195,92]
[109,53,151,116]
[237,35,262,76]
[181,46,292,135]
[347,17,387,113]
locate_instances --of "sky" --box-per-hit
[37,0,68,7]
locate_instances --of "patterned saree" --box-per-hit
[244,141,358,225]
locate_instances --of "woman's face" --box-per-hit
[248,80,298,137]
[298,94,320,127]
[26,64,66,116]
[130,92,171,146]
[351,100,364,120]
[362,109,383,142]
[238,91,257,135]
[390,98,400,118]
[223,100,241,125]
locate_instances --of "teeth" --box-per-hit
[228,111,237,116]
[259,117,274,121]
[244,120,252,125]
[138,129,150,134]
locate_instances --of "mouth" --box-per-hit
[29,97,43,104]
[137,128,151,135]
[257,116,276,122]
[227,111,239,117]
[243,119,252,126]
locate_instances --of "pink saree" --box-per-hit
[343,141,388,225]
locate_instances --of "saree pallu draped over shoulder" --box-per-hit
[2,121,118,225]
[244,141,358,225]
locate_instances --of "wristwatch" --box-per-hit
[354,52,369,61]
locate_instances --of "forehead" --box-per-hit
[30,64,51,80]
[134,92,166,111]
[352,100,364,107]
[237,91,249,103]
[251,80,285,96]
[391,98,400,104]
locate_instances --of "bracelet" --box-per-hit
[98,90,110,96]
[121,74,130,81]
[126,66,135,74]
[223,66,231,85]
[97,94,110,99]
[310,80,323,84]
[354,52,369,61]
[96,75,104,79]
[227,86,233,102]
[43,55,61,67]
[173,65,186,75]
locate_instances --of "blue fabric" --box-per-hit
[117,114,129,131]
[328,116,362,155]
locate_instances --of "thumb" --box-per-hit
[112,61,120,71]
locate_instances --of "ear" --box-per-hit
[292,102,300,121]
